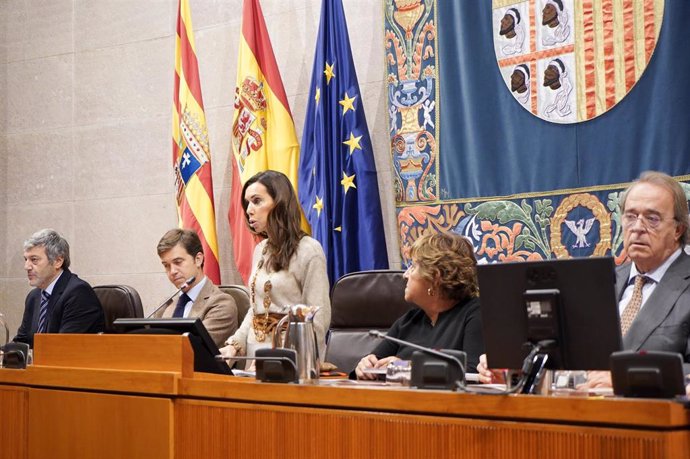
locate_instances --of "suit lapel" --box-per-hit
[615,263,631,301]
[45,270,71,331]
[188,278,212,318]
[30,289,42,331]
[623,253,690,350]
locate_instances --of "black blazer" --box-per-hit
[14,269,105,347]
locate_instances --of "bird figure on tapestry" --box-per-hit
[565,217,595,248]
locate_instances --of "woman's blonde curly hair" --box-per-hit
[409,232,479,301]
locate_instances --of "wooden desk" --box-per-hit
[0,334,188,459]
[1,335,689,459]
[176,375,690,459]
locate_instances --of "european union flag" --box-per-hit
[299,0,388,284]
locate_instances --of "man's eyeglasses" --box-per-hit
[621,212,675,230]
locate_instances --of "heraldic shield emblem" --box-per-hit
[493,0,664,123]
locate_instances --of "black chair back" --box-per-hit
[326,270,415,373]
[93,285,144,333]
[218,285,251,326]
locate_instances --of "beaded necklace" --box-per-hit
[249,245,276,342]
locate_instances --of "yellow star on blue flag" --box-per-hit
[339,92,356,114]
[342,132,362,154]
[340,172,356,194]
[324,62,335,84]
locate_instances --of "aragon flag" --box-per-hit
[172,0,221,284]
[229,0,308,283]
[298,0,389,285]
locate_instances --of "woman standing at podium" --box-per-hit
[220,170,331,365]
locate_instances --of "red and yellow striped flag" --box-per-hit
[172,0,221,284]
[229,0,308,283]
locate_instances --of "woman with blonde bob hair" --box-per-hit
[355,232,484,379]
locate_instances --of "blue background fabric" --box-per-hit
[438,0,690,200]
[387,0,690,265]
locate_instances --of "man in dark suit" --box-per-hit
[584,171,690,388]
[14,229,105,348]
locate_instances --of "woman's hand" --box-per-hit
[477,354,506,384]
[375,356,399,369]
[355,355,399,380]
[219,343,238,360]
[355,354,379,379]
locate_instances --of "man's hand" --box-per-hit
[477,353,507,384]
[576,370,612,390]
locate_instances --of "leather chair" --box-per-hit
[218,285,250,327]
[93,285,144,333]
[325,270,416,373]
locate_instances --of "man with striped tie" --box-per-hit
[478,171,690,392]
[582,171,690,390]
[13,229,104,348]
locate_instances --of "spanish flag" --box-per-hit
[229,0,307,283]
[172,0,221,284]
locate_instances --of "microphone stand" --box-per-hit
[369,330,468,391]
[464,340,553,395]
[215,355,299,372]
[146,276,196,319]
[368,330,553,395]
[215,354,299,383]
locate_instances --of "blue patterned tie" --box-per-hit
[37,290,51,333]
[172,293,191,318]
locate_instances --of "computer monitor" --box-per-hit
[477,257,621,371]
[113,317,233,375]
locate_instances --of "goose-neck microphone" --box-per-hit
[369,330,467,391]
[146,276,196,319]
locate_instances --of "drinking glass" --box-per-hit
[552,370,587,391]
[386,360,412,385]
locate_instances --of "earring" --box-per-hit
[427,287,435,297]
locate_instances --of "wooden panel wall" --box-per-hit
[175,399,690,459]
[27,389,173,459]
[0,385,27,459]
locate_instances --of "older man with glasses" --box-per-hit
[581,171,690,389]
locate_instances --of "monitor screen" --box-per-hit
[113,317,233,375]
[477,257,621,371]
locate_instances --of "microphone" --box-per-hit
[369,330,467,391]
[215,354,298,370]
[146,276,196,319]
[216,349,299,383]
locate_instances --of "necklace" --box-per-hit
[250,245,276,342]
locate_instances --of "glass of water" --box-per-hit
[552,370,587,391]
[386,360,412,385]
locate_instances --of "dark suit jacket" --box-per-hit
[616,252,690,372]
[14,269,105,347]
